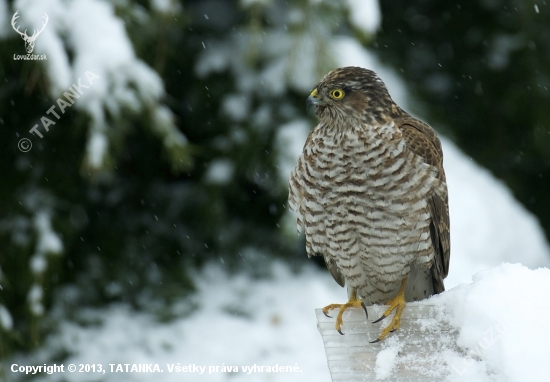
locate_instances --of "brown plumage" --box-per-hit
[288,66,450,341]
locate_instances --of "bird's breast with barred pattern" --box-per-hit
[289,121,442,304]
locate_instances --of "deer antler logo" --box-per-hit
[11,11,49,54]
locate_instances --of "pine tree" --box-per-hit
[0,0,379,356]
[376,1,550,242]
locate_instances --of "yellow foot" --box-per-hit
[370,277,408,343]
[322,289,368,335]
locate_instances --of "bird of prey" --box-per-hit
[288,66,450,342]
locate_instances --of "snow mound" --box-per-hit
[321,263,550,381]
[13,263,550,382]
[443,140,550,287]
[436,263,550,381]
[14,262,340,382]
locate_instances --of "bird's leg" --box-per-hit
[370,276,408,343]
[322,288,368,335]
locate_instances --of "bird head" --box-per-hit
[306,66,398,127]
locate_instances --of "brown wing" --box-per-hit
[397,116,450,294]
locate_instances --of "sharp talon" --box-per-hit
[369,277,408,342]
[369,338,381,344]
[361,302,368,319]
[322,289,364,338]
[373,315,387,324]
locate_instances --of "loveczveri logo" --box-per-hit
[11,10,48,60]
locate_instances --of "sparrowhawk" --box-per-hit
[288,66,450,342]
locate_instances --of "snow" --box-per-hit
[0,0,9,38]
[10,123,550,380]
[345,0,381,35]
[375,341,402,379]
[317,264,550,381]
[204,159,235,185]
[443,139,550,286]
[0,304,13,331]
[487,34,524,70]
[30,255,47,274]
[240,0,271,7]
[16,262,550,381]
[6,0,187,169]
[222,94,250,122]
[196,28,324,96]
[5,1,550,381]
[150,0,180,14]
[152,106,189,148]
[275,119,310,181]
[85,127,108,172]
[34,210,63,255]
[17,262,340,382]
[86,130,108,169]
[28,283,44,316]
[435,263,550,381]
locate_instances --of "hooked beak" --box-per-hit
[306,88,320,111]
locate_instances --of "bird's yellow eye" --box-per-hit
[330,88,345,100]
